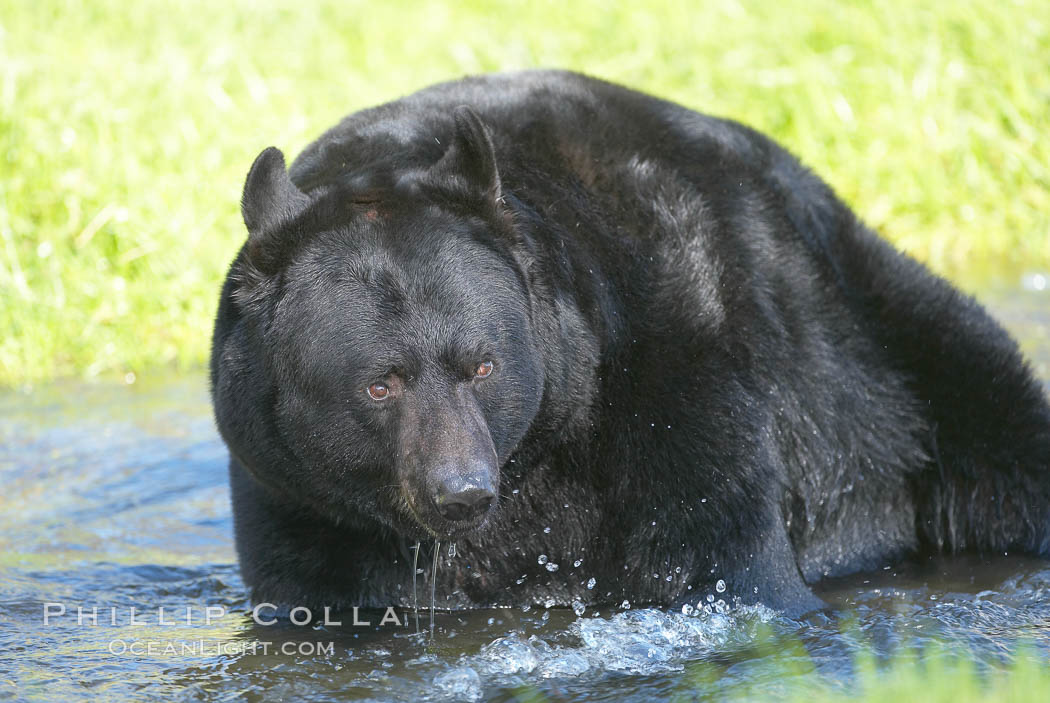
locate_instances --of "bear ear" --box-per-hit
[240,146,311,275]
[426,105,501,206]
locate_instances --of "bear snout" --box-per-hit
[426,458,497,527]
[394,385,501,534]
[433,473,495,522]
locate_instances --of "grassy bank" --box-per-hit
[2,0,1048,385]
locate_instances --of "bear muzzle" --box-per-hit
[431,466,496,523]
[393,381,501,536]
[413,443,499,536]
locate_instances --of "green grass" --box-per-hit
[672,633,1049,702]
[678,650,1050,702]
[799,643,1049,703]
[2,0,1048,385]
[830,649,1049,703]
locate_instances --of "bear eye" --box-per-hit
[366,382,389,401]
[474,361,494,379]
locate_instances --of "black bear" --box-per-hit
[211,70,1050,616]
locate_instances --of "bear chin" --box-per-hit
[211,69,1050,618]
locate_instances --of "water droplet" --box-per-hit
[620,600,631,610]
[546,562,559,572]
[544,598,555,609]
[586,577,596,590]
[753,586,759,594]
[681,604,694,616]
[538,555,548,565]
[574,559,582,567]
[716,579,726,593]
[447,543,457,558]
[572,600,586,616]
[543,526,551,534]
[675,566,682,574]
[665,575,672,582]
[707,594,715,603]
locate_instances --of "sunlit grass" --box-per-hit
[2,0,1048,385]
[805,644,1050,703]
[670,630,1050,702]
[831,648,1048,703]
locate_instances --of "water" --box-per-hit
[2,289,1048,701]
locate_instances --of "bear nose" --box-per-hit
[433,474,495,523]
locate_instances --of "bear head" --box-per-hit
[213,107,545,541]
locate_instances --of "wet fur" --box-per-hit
[211,70,1050,616]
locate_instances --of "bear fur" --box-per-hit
[210,70,1050,616]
